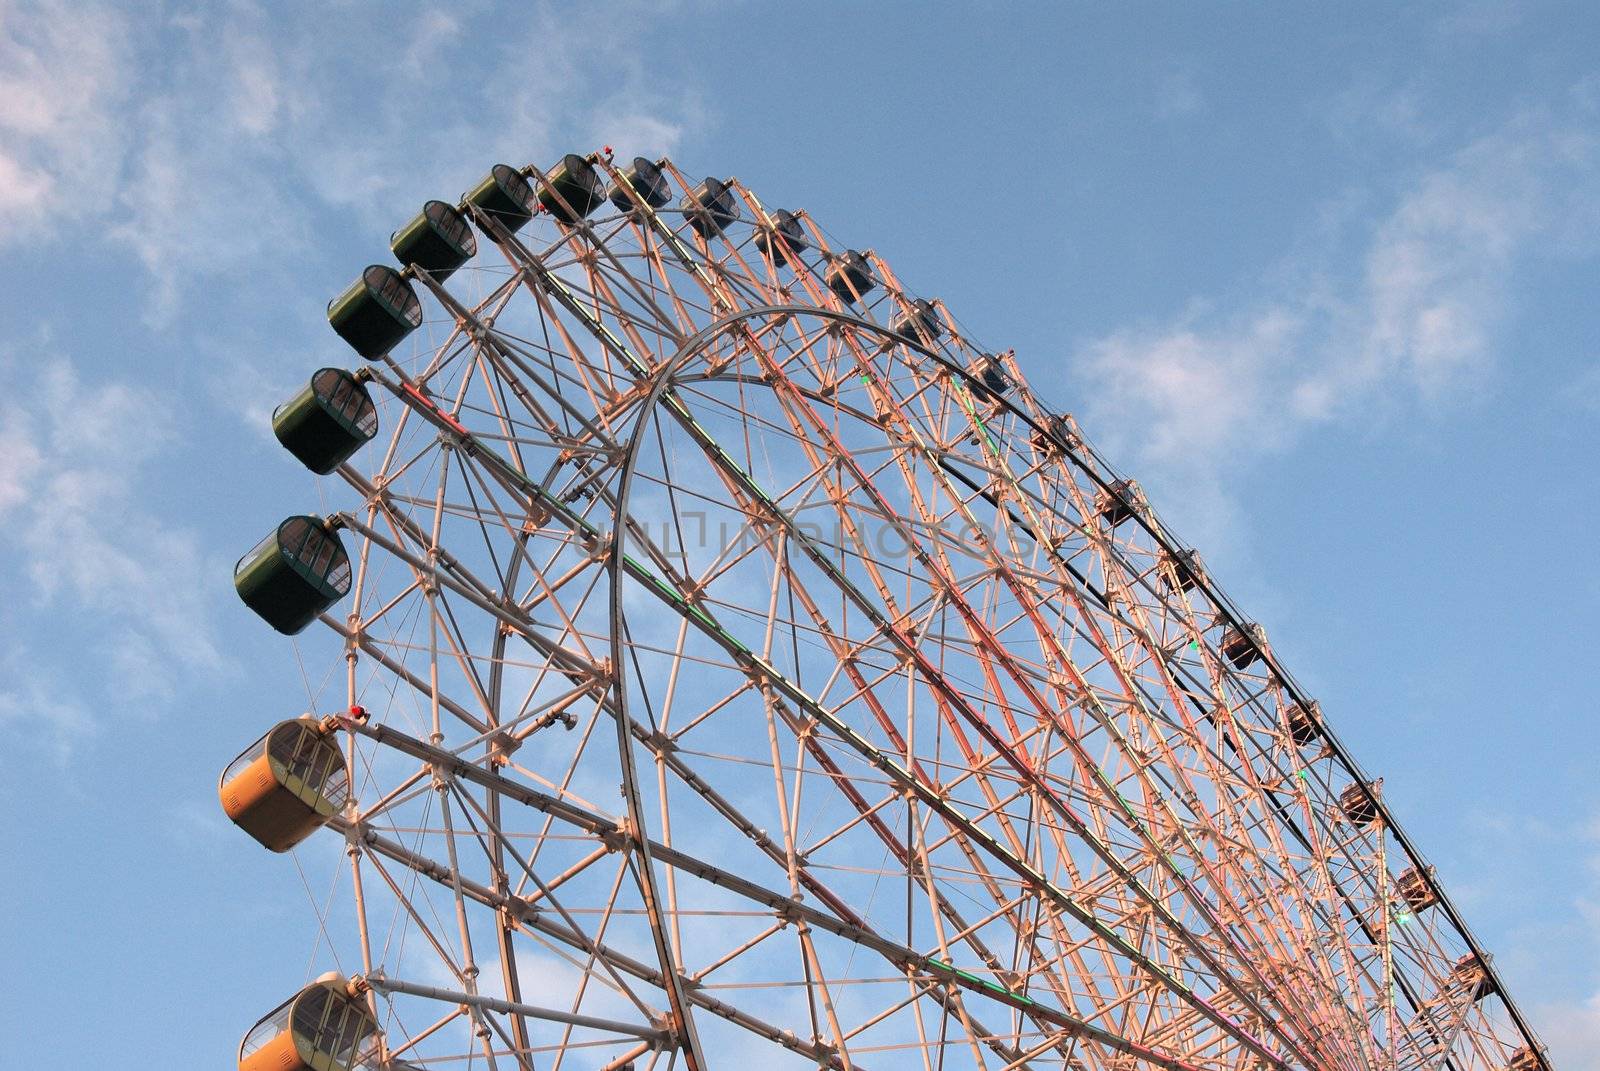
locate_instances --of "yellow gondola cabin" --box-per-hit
[220,718,349,852]
[239,975,378,1071]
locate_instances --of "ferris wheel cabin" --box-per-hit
[891,297,944,345]
[235,516,352,635]
[825,250,876,303]
[1284,699,1323,746]
[220,718,349,852]
[1220,623,1266,669]
[1339,780,1382,827]
[608,156,671,214]
[1160,547,1207,592]
[754,209,808,268]
[1397,865,1440,912]
[327,264,422,359]
[1508,1046,1548,1071]
[272,369,378,475]
[537,153,606,223]
[238,976,379,1071]
[1447,954,1497,1002]
[973,354,1010,397]
[1030,412,1081,455]
[683,176,740,238]
[464,162,536,234]
[390,199,476,281]
[1095,478,1146,528]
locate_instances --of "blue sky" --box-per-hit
[1,0,1596,1066]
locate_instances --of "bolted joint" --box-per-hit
[600,820,632,854]
[488,730,521,766]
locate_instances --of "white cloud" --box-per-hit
[0,0,132,236]
[0,647,94,764]
[1069,99,1600,530]
[1537,823,1600,1068]
[0,342,226,752]
[1450,810,1600,1070]
[1572,363,1600,412]
[1154,65,1206,119]
[4,1,707,333]
[1077,305,1304,467]
[587,109,688,162]
[399,11,464,79]
[1539,992,1600,1070]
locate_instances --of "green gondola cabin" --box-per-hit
[220,718,349,852]
[825,250,875,302]
[327,264,422,359]
[273,369,378,475]
[537,153,606,223]
[754,209,807,268]
[607,156,671,214]
[891,298,943,345]
[236,516,352,635]
[464,162,536,234]
[683,176,740,238]
[390,200,476,280]
[238,976,379,1071]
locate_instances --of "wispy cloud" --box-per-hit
[0,0,132,236]
[1154,64,1206,120]
[0,646,94,764]
[0,0,712,757]
[1526,815,1600,1069]
[108,3,697,320]
[1573,363,1600,413]
[0,340,226,755]
[5,0,705,332]
[1539,992,1600,1069]
[1069,96,1600,547]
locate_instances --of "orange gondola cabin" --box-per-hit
[1340,780,1382,827]
[1284,699,1323,747]
[220,718,349,852]
[239,975,379,1071]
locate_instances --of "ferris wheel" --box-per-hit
[221,150,1550,1071]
